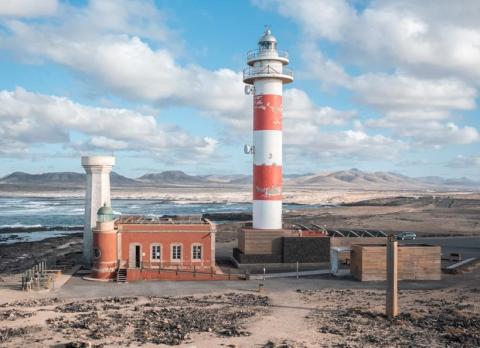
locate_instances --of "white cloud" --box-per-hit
[446,155,480,168]
[390,122,479,147]
[1,0,381,164]
[3,0,472,167]
[0,88,217,159]
[282,88,404,160]
[353,74,476,111]
[0,1,249,131]
[284,88,355,126]
[285,129,406,161]
[299,43,351,87]
[263,0,480,82]
[88,136,129,151]
[259,0,480,148]
[0,0,58,17]
[255,0,355,42]
[358,74,479,146]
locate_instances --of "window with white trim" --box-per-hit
[151,244,161,260]
[192,245,202,260]
[172,245,182,260]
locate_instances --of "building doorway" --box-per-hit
[135,245,141,268]
[129,243,142,268]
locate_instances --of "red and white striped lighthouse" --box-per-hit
[243,28,293,230]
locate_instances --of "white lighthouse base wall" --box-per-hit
[253,200,282,229]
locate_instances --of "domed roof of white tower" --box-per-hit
[258,27,277,44]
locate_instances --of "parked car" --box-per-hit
[396,231,416,240]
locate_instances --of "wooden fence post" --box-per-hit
[386,234,398,319]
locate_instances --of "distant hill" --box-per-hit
[0,171,137,187]
[0,168,478,190]
[110,172,140,186]
[0,171,85,187]
[416,176,479,187]
[137,171,207,185]
[288,168,479,189]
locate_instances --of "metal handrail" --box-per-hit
[243,65,293,79]
[247,49,289,61]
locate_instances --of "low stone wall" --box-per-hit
[282,237,330,263]
[233,248,283,264]
[126,268,242,281]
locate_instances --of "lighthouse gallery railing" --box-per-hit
[243,65,293,80]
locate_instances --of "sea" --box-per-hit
[0,197,326,244]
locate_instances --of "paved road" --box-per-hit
[402,236,480,259]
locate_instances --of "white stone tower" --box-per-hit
[81,156,115,266]
[243,28,293,229]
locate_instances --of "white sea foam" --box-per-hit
[0,230,78,244]
[0,223,43,228]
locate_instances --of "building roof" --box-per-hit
[115,214,211,225]
[97,205,114,216]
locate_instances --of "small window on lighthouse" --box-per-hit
[260,41,276,50]
[94,248,101,259]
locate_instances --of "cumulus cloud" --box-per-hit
[0,0,249,131]
[446,155,480,168]
[259,0,480,148]
[3,0,471,167]
[353,74,476,111]
[281,89,405,160]
[285,129,406,161]
[0,88,217,159]
[284,88,356,126]
[261,0,480,82]
[0,0,58,17]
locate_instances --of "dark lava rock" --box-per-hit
[0,326,42,343]
[0,309,34,321]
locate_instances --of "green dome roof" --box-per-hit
[97,204,115,223]
[97,205,114,215]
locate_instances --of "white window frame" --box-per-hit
[192,243,203,261]
[150,243,162,262]
[171,243,183,262]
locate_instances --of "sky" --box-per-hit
[0,0,479,179]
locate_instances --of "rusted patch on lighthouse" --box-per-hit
[254,95,282,130]
[253,165,282,200]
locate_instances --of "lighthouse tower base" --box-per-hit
[233,227,330,265]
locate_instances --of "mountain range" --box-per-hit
[0,168,478,190]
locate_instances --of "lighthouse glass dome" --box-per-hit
[258,29,277,50]
[97,204,115,223]
[244,28,292,85]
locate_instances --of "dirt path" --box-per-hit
[185,289,317,347]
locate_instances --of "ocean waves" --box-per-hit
[0,224,83,234]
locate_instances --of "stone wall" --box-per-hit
[282,237,330,263]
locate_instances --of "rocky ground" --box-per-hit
[298,287,480,347]
[0,293,269,347]
[0,285,478,347]
[0,235,82,275]
[284,196,480,236]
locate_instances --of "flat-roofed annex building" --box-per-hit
[91,210,216,281]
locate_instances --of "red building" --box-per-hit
[91,207,218,281]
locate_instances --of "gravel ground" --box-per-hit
[298,287,480,347]
[0,293,269,346]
